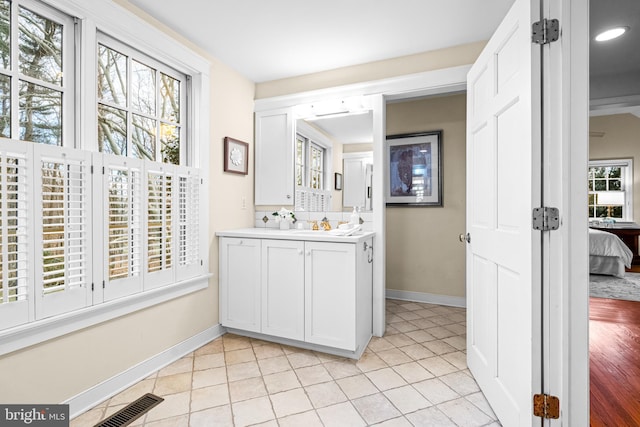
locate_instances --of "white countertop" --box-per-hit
[216,227,375,243]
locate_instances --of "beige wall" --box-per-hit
[256,42,485,99]
[589,114,640,221]
[386,94,467,297]
[343,143,373,154]
[0,2,256,404]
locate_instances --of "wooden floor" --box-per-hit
[590,297,640,426]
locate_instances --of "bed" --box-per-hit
[589,228,634,278]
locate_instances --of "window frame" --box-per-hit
[295,121,332,191]
[293,121,333,212]
[0,0,77,147]
[96,33,187,165]
[588,158,634,221]
[0,0,211,357]
[309,141,324,190]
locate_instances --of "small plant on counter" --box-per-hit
[272,207,296,223]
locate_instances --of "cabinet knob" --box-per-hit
[298,249,303,255]
[287,194,291,199]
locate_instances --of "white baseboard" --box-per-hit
[386,289,466,308]
[65,324,225,419]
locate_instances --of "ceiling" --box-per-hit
[305,111,374,144]
[127,0,515,83]
[589,0,640,117]
[127,0,640,141]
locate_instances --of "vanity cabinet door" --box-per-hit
[219,237,261,332]
[261,239,305,340]
[255,108,295,205]
[304,241,356,350]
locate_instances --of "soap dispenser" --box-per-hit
[349,206,360,225]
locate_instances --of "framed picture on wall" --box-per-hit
[385,131,442,206]
[334,172,343,190]
[224,137,249,175]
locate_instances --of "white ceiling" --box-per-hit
[589,0,640,117]
[307,111,374,144]
[127,0,515,83]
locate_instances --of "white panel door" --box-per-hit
[465,0,541,425]
[261,239,304,340]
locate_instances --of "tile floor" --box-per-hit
[71,299,501,426]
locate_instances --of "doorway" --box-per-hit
[588,0,640,422]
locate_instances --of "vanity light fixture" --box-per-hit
[595,26,629,42]
[305,110,370,121]
[295,96,371,120]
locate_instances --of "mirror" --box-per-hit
[297,105,374,212]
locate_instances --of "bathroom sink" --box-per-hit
[290,230,328,236]
[290,227,362,237]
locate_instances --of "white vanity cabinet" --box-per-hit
[219,237,261,332]
[254,108,295,205]
[217,229,374,358]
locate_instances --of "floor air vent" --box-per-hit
[94,393,164,427]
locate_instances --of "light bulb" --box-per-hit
[595,27,629,42]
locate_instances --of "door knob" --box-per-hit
[459,233,471,243]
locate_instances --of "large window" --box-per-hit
[97,36,185,164]
[0,0,209,354]
[588,159,633,220]
[0,0,75,146]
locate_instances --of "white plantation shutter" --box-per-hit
[102,155,143,301]
[176,166,201,280]
[0,141,32,329]
[145,163,174,289]
[294,188,331,212]
[0,145,205,334]
[34,146,92,320]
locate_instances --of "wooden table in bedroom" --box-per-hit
[590,223,640,265]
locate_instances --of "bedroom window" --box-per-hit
[588,159,633,221]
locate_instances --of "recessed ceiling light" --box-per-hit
[595,26,629,42]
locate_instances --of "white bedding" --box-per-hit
[589,228,634,277]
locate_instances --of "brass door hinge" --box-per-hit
[533,393,560,419]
